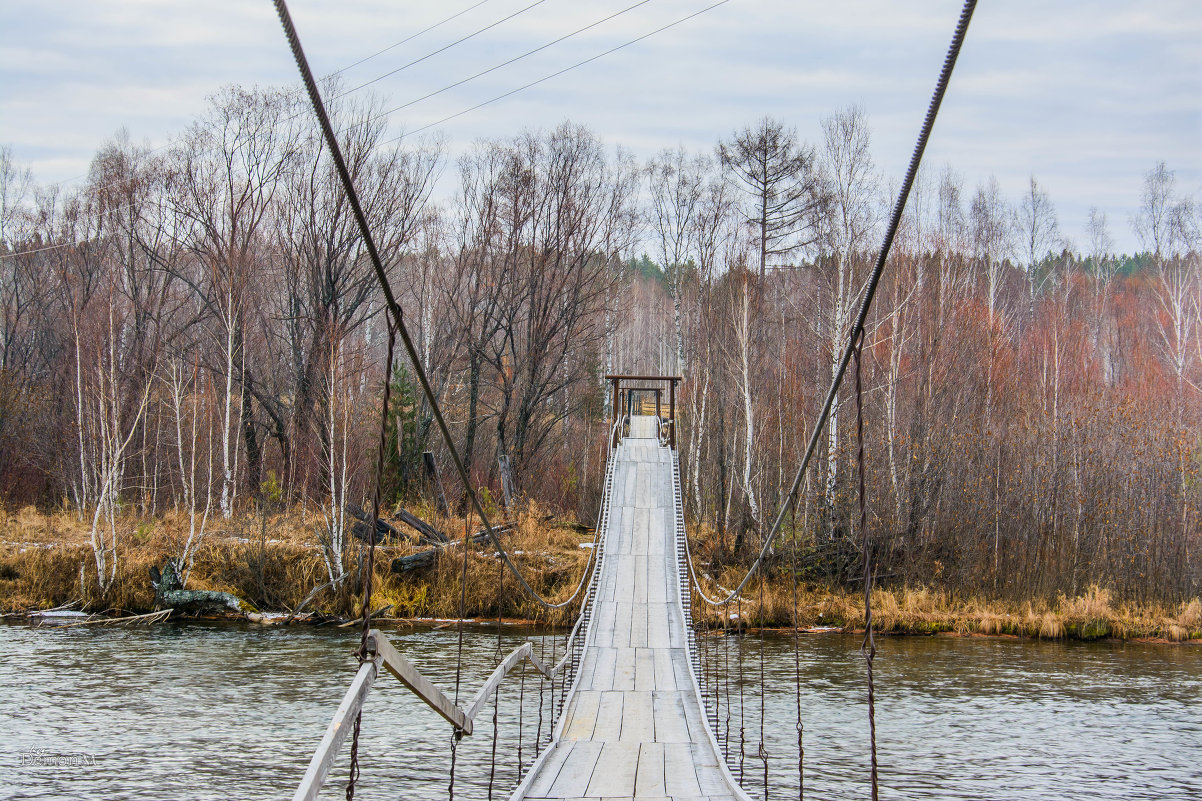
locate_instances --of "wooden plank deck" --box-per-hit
[512,417,750,801]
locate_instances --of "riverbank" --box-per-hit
[0,505,1198,642]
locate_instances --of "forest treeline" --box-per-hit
[0,85,1198,604]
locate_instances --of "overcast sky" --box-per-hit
[2,0,1198,254]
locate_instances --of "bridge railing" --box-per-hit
[292,631,553,801]
[292,421,622,801]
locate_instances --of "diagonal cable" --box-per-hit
[685,0,978,607]
[273,0,586,611]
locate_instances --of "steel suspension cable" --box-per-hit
[4,0,495,225]
[355,0,651,126]
[273,0,593,611]
[682,0,978,609]
[383,0,732,144]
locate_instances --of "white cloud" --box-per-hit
[0,0,1197,253]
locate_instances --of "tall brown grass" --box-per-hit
[0,502,592,623]
[1,504,1199,642]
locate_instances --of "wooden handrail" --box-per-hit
[292,655,383,801]
[464,642,551,723]
[370,631,471,732]
[293,629,555,801]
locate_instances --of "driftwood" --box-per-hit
[151,560,253,615]
[391,522,514,574]
[51,609,173,628]
[284,572,352,624]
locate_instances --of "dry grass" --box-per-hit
[1,504,1199,642]
[686,567,1200,643]
[0,501,592,622]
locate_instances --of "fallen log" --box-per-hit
[394,508,449,544]
[346,503,405,543]
[391,522,514,574]
[346,502,448,545]
[150,560,256,615]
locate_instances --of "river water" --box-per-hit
[0,621,1198,800]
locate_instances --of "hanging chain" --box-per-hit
[449,497,473,801]
[345,319,396,801]
[791,510,803,801]
[447,731,462,801]
[518,618,528,774]
[487,691,500,801]
[759,577,768,800]
[723,603,731,764]
[854,336,879,801]
[737,596,745,784]
[535,624,546,759]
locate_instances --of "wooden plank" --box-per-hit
[648,605,670,645]
[635,742,667,797]
[584,741,640,797]
[292,656,381,801]
[592,602,617,649]
[634,648,655,692]
[371,631,470,733]
[546,741,604,798]
[631,603,649,648]
[588,647,617,692]
[611,647,635,692]
[651,690,691,744]
[523,741,573,797]
[652,646,677,691]
[610,602,632,648]
[590,691,625,741]
[693,742,734,796]
[563,691,602,741]
[463,642,530,724]
[663,742,704,796]
[619,691,655,743]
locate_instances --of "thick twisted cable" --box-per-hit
[273,0,594,611]
[685,0,978,607]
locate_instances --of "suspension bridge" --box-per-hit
[273,0,979,797]
[293,389,755,801]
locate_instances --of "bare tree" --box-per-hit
[816,106,879,524]
[718,116,823,276]
[646,146,708,373]
[168,85,302,517]
[1086,207,1117,382]
[970,176,1013,324]
[1015,175,1061,321]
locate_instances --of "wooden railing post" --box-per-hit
[669,379,676,449]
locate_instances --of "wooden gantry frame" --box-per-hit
[605,374,682,449]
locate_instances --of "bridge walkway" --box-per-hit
[511,416,747,801]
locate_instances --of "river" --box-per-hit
[0,621,1198,800]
